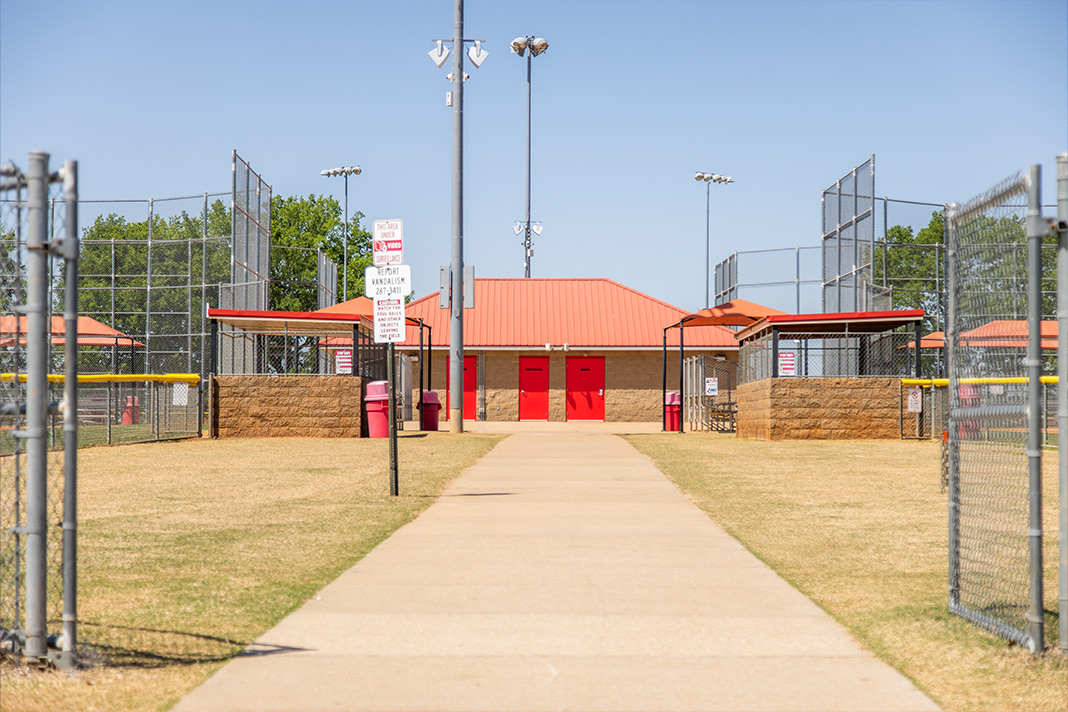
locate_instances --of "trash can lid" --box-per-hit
[421,391,440,406]
[665,392,681,405]
[366,380,389,398]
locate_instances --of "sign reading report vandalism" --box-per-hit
[365,264,411,344]
[365,264,411,300]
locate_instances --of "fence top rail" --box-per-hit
[1,373,201,384]
[902,376,1058,388]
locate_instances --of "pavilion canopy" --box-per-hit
[668,299,789,329]
[0,315,143,348]
[735,309,926,343]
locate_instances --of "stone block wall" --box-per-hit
[211,375,364,438]
[736,377,901,440]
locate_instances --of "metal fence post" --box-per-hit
[23,151,50,664]
[59,160,78,668]
[145,198,153,375]
[1025,164,1044,653]
[945,202,961,614]
[1056,152,1067,653]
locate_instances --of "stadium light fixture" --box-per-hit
[321,165,361,301]
[512,34,549,277]
[694,170,735,308]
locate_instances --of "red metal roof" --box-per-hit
[958,320,1058,349]
[672,299,790,328]
[0,315,144,347]
[402,278,737,349]
[315,296,374,318]
[735,309,926,342]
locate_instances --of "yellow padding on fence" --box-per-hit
[1,373,201,384]
[901,376,1058,388]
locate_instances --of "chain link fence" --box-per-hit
[1,153,78,667]
[900,378,1060,446]
[681,354,736,432]
[739,329,920,383]
[946,169,1054,652]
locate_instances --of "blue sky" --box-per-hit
[2,0,1065,313]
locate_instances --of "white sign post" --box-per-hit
[372,219,404,266]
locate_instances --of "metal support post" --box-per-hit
[448,0,465,432]
[23,151,49,664]
[914,321,922,378]
[388,343,399,496]
[59,160,79,669]
[524,47,532,278]
[678,323,684,434]
[771,326,780,379]
[661,330,667,431]
[1024,164,1044,653]
[946,203,961,611]
[1056,152,1067,653]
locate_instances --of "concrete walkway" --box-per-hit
[173,432,939,712]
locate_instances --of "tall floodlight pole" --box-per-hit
[694,172,734,308]
[511,36,549,277]
[428,1,488,432]
[318,165,360,303]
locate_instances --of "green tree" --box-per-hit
[872,211,945,334]
[270,193,371,312]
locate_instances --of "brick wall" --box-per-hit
[211,376,364,438]
[416,349,737,423]
[736,377,901,440]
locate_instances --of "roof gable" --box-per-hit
[404,278,737,349]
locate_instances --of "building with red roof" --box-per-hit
[399,278,738,423]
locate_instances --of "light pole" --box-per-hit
[511,35,548,278]
[321,165,361,302]
[694,171,734,308]
[428,4,488,432]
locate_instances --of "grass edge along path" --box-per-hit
[624,434,1066,712]
[0,433,505,712]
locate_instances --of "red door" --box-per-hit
[566,356,605,421]
[518,356,549,421]
[446,356,478,420]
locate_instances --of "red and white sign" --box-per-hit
[372,219,403,266]
[335,349,352,374]
[373,298,406,343]
[778,351,796,377]
[907,387,923,413]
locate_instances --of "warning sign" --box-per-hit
[778,351,796,377]
[373,298,406,343]
[907,387,923,413]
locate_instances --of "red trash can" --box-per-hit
[665,392,681,432]
[418,391,441,431]
[365,381,390,438]
[122,396,140,425]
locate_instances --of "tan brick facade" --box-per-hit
[736,377,901,440]
[211,376,364,438]
[416,349,736,423]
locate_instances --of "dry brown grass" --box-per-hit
[0,432,504,712]
[625,433,1066,712]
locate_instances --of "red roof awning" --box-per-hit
[0,315,144,348]
[736,309,925,343]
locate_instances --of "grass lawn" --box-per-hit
[624,433,1066,712]
[0,432,504,712]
